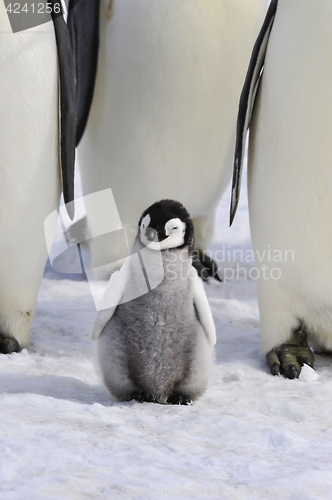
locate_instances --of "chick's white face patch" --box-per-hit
[159,217,186,249]
[165,218,184,236]
[140,217,186,250]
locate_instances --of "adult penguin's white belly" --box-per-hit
[0,5,61,348]
[78,0,267,277]
[248,0,332,355]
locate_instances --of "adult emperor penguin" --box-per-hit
[67,0,268,280]
[91,200,216,404]
[0,2,76,353]
[230,0,332,378]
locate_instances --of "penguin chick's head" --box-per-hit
[138,199,194,252]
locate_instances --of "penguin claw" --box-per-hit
[266,325,315,379]
[0,335,20,354]
[266,349,281,376]
[285,364,299,379]
[270,363,281,377]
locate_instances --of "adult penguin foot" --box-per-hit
[266,326,315,378]
[0,334,20,354]
[192,251,221,282]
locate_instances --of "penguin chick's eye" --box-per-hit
[165,218,185,237]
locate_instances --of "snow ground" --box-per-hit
[1,173,332,500]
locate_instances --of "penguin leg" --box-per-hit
[266,326,315,379]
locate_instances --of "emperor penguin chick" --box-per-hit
[91,200,216,404]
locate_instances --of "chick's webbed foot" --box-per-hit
[167,392,192,405]
[266,326,314,379]
[132,391,157,403]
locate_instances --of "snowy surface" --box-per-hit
[2,171,332,500]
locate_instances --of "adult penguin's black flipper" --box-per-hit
[229,0,278,226]
[67,0,100,146]
[51,2,76,220]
